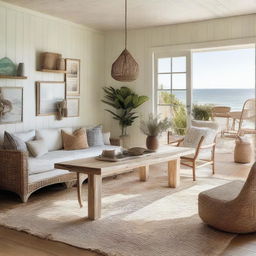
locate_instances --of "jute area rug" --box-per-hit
[0,165,235,256]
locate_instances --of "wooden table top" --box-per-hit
[54,145,194,176]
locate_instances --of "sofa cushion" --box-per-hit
[36,127,72,151]
[62,128,89,150]
[28,169,71,183]
[3,131,27,152]
[87,126,104,146]
[13,130,35,142]
[103,132,111,145]
[28,145,121,175]
[26,139,48,157]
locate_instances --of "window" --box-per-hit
[156,56,187,135]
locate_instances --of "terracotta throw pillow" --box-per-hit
[62,128,89,150]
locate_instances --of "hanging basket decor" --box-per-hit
[111,0,139,82]
[111,49,139,82]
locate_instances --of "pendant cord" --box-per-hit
[125,0,127,49]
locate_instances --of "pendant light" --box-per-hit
[111,0,139,82]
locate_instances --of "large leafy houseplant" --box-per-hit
[102,86,149,136]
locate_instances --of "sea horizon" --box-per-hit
[174,88,255,111]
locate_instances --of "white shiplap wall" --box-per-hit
[0,1,105,137]
[104,14,256,146]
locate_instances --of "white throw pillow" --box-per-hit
[13,130,35,142]
[36,128,72,151]
[103,132,111,145]
[26,139,48,157]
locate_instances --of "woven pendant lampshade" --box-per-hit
[111,0,139,82]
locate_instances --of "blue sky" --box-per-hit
[193,48,255,89]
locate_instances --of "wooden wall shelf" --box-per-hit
[38,69,67,74]
[0,75,27,79]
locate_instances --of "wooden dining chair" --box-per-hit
[168,121,218,181]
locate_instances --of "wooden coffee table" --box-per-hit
[55,146,194,220]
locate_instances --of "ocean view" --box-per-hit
[174,89,255,111]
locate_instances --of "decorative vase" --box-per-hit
[146,136,159,151]
[17,63,25,76]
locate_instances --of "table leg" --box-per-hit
[168,158,180,188]
[88,174,102,220]
[139,165,149,181]
[77,173,87,208]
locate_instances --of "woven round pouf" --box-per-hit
[234,136,252,163]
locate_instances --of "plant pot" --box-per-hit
[146,136,159,151]
[119,135,130,149]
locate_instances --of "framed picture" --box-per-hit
[0,87,23,124]
[67,98,80,117]
[65,58,80,96]
[36,81,65,116]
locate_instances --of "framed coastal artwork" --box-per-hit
[65,58,80,96]
[67,98,80,117]
[0,87,23,124]
[36,81,65,116]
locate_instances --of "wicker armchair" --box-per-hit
[199,162,256,234]
[0,138,120,203]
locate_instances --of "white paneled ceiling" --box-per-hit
[3,0,256,30]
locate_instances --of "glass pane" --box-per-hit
[172,56,186,72]
[157,105,172,119]
[170,91,187,135]
[158,58,171,73]
[172,73,186,89]
[158,91,171,104]
[172,90,186,105]
[158,74,171,89]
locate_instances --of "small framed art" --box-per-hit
[67,98,80,117]
[65,58,80,96]
[36,81,65,116]
[0,87,23,124]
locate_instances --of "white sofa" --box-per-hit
[0,127,120,202]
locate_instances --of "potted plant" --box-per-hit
[140,114,172,150]
[102,86,149,137]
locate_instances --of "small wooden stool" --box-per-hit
[234,136,252,163]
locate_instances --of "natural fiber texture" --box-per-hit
[0,139,119,202]
[111,49,139,82]
[199,162,256,234]
[0,167,235,256]
[62,128,88,150]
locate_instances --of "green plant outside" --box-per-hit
[160,92,214,135]
[192,104,214,121]
[159,92,187,135]
[102,86,149,136]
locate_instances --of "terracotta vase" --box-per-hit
[146,136,159,151]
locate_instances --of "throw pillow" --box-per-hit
[36,127,73,151]
[26,139,48,157]
[62,128,89,150]
[3,131,27,152]
[86,126,104,147]
[13,130,35,142]
[103,132,111,145]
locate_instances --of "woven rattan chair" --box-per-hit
[199,162,256,234]
[222,98,256,138]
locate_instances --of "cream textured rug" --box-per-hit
[0,165,236,256]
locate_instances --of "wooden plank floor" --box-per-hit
[0,150,255,256]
